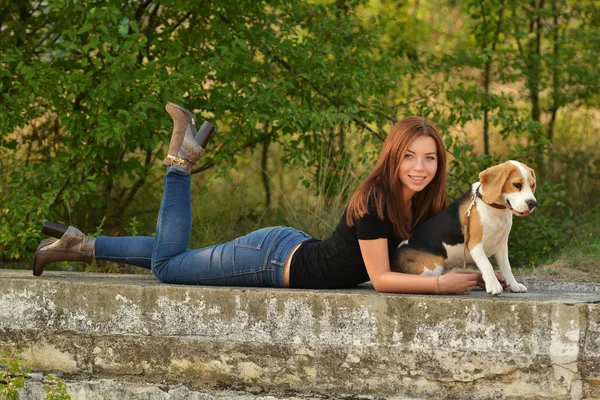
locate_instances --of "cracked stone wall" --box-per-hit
[0,270,598,400]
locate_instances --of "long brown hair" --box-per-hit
[346,117,447,239]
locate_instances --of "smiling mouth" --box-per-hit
[409,175,426,181]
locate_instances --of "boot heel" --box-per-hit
[42,221,68,239]
[33,237,58,276]
[166,102,215,149]
[195,121,216,149]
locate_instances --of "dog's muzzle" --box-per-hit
[507,199,537,216]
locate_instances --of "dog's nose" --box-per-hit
[527,199,537,210]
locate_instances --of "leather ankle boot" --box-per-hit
[163,102,215,174]
[33,225,96,276]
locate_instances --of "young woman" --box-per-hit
[33,102,482,294]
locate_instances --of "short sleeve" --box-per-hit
[354,211,387,240]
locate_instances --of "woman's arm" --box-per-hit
[359,238,478,294]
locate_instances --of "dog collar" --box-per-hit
[475,185,508,210]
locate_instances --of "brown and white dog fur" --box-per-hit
[391,160,537,295]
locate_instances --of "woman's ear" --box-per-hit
[478,163,511,204]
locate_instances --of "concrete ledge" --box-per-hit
[1,270,599,399]
[17,375,336,400]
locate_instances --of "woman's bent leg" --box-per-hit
[94,236,154,270]
[33,102,211,277]
[85,167,193,272]
[151,167,193,277]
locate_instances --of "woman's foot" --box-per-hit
[164,102,215,174]
[33,224,95,276]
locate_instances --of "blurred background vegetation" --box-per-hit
[1,0,598,274]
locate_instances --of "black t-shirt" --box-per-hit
[289,206,402,289]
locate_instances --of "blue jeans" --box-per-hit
[94,167,311,287]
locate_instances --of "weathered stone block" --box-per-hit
[1,270,598,400]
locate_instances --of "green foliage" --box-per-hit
[1,347,29,399]
[0,0,400,261]
[0,346,71,399]
[125,216,143,237]
[509,181,573,267]
[1,0,598,270]
[42,375,71,400]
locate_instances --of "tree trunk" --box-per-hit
[480,0,505,156]
[547,0,562,157]
[261,141,271,209]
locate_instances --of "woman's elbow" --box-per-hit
[369,276,387,293]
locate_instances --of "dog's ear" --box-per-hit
[479,163,511,204]
[526,165,536,191]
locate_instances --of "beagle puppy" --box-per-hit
[392,160,537,295]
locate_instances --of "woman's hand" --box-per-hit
[475,271,507,289]
[439,271,478,295]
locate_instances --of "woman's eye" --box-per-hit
[513,183,522,189]
[404,154,413,158]
[426,156,436,161]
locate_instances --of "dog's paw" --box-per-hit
[486,279,504,295]
[508,282,528,293]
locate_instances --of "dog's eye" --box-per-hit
[513,183,522,189]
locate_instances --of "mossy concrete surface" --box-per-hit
[1,269,599,400]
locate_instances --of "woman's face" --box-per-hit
[399,135,438,202]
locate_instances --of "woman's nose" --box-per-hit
[414,158,424,170]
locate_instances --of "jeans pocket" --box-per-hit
[233,227,273,250]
